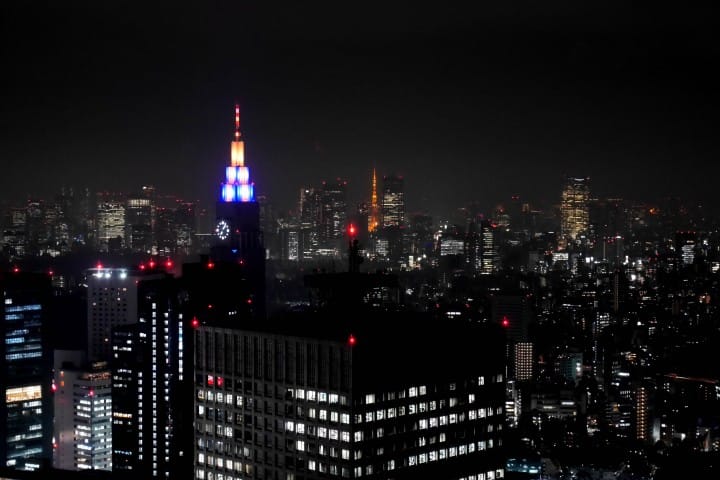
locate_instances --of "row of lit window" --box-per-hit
[358,402,501,423]
[288,388,348,405]
[197,453,254,472]
[405,439,499,468]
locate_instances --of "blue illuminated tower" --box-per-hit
[211,105,265,315]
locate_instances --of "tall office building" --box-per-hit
[560,176,590,248]
[96,197,126,252]
[52,351,112,471]
[480,220,498,275]
[513,343,534,382]
[213,105,265,312]
[381,174,405,228]
[125,197,153,253]
[86,267,148,363]
[1,271,52,472]
[112,275,192,479]
[194,312,506,480]
[193,266,506,480]
[319,180,348,250]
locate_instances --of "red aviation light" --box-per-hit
[12,266,20,273]
[166,259,173,268]
[96,262,103,269]
[191,317,200,329]
[88,390,95,397]
[139,263,146,270]
[207,261,215,269]
[501,316,510,328]
[348,224,357,237]
[149,259,156,269]
[348,334,357,346]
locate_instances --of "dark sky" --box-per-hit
[1,1,718,218]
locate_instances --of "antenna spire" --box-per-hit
[234,104,241,140]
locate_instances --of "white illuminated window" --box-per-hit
[296,440,305,451]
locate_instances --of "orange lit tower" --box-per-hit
[368,168,380,233]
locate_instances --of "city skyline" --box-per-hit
[1,3,719,217]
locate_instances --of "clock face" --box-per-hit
[215,220,230,240]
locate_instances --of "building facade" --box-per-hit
[1,271,52,472]
[193,314,506,480]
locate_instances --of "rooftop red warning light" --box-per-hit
[501,316,510,328]
[348,334,357,346]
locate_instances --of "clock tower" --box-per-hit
[211,104,265,314]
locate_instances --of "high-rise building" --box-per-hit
[1,271,52,472]
[111,276,192,479]
[513,343,534,382]
[96,198,125,252]
[86,267,148,363]
[213,105,265,312]
[193,312,506,480]
[635,386,649,442]
[192,262,506,480]
[52,351,112,472]
[381,174,404,228]
[560,176,590,249]
[125,197,153,253]
[480,220,498,275]
[319,180,348,250]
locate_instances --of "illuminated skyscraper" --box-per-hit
[96,198,125,252]
[193,309,506,480]
[86,267,146,362]
[125,197,153,253]
[1,271,52,472]
[480,220,498,275]
[319,179,348,250]
[212,105,265,312]
[560,176,590,248]
[112,276,192,479]
[381,173,405,228]
[52,352,112,472]
[513,342,534,381]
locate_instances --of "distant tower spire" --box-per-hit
[221,104,254,202]
[368,167,380,233]
[234,104,241,141]
[231,104,244,167]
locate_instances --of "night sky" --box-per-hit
[1,2,718,218]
